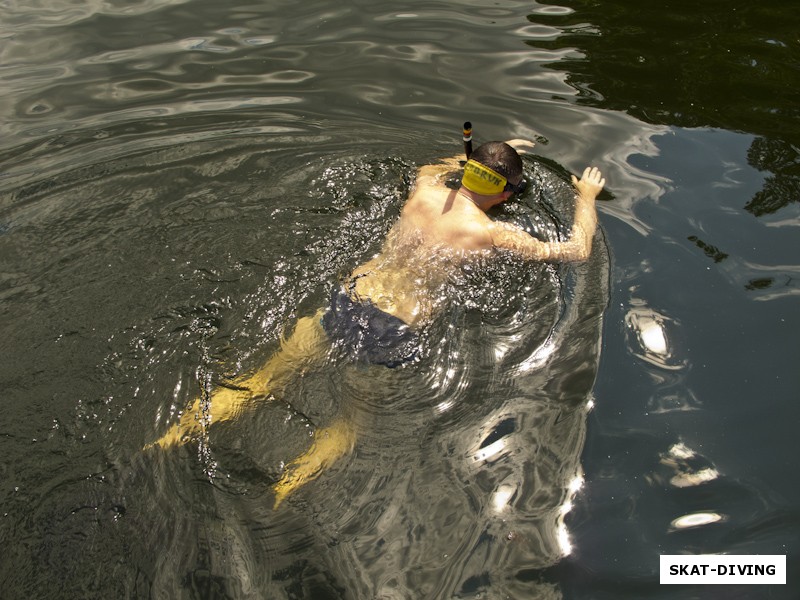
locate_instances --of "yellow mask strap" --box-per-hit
[462,159,507,196]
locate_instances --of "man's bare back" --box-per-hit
[351,141,605,326]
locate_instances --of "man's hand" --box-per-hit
[571,166,605,201]
[505,138,536,153]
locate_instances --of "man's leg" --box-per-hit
[273,417,356,508]
[146,310,330,449]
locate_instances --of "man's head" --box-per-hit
[461,141,525,198]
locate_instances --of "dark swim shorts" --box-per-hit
[320,288,419,368]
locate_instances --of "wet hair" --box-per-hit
[469,141,523,184]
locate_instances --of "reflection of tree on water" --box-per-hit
[745,137,800,217]
[687,235,728,263]
[527,0,800,216]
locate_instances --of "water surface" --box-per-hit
[1,0,798,598]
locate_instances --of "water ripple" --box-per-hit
[0,0,655,597]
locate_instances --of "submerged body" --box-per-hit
[350,146,601,328]
[147,139,606,506]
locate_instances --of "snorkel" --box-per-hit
[460,122,528,197]
[463,121,473,159]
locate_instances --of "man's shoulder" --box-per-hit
[405,182,452,210]
[399,190,494,251]
[417,157,462,180]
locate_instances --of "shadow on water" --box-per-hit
[0,133,608,598]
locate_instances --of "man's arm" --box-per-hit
[416,154,463,181]
[489,166,605,262]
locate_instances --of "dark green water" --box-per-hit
[1,0,798,598]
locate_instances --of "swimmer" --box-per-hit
[147,139,605,507]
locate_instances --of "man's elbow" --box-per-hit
[575,248,591,262]
[558,233,592,262]
[560,248,590,263]
[571,239,593,262]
